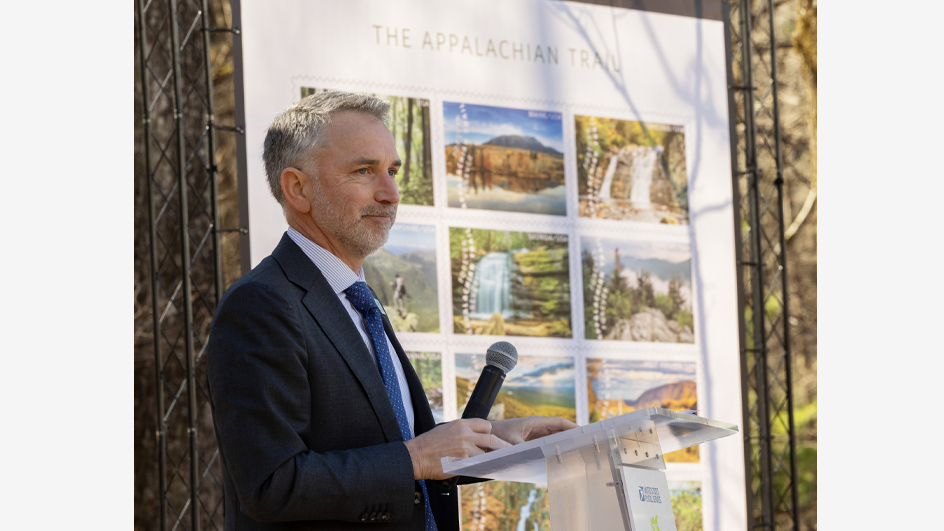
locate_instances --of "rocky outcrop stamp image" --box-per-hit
[582,236,694,343]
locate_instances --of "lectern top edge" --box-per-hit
[442,407,738,482]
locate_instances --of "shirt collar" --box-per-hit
[286,227,365,294]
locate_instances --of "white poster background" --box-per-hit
[237,1,744,529]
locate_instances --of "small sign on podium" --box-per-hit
[621,467,676,531]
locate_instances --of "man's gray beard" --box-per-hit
[311,191,396,258]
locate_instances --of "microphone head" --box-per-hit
[485,341,518,374]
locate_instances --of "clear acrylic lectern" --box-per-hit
[442,407,738,531]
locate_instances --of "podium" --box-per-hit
[442,407,738,531]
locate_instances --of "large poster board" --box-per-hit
[235,0,743,529]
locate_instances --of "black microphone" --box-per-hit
[460,341,518,419]
[440,341,518,490]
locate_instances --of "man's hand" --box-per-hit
[489,416,577,445]
[403,419,510,480]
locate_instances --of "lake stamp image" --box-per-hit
[582,236,694,343]
[587,358,698,462]
[576,115,689,224]
[450,227,571,337]
[301,87,435,206]
[364,223,440,333]
[444,102,566,215]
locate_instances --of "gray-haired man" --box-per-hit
[207,91,574,530]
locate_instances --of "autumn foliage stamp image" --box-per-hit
[445,102,566,216]
[587,359,699,462]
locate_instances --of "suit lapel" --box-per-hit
[272,234,404,444]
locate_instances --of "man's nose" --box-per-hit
[375,170,400,205]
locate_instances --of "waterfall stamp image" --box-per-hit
[455,353,576,422]
[444,102,566,215]
[301,87,435,206]
[363,223,440,333]
[406,351,443,424]
[582,236,694,343]
[587,359,698,462]
[575,115,689,224]
[450,227,571,337]
[460,481,550,531]
[668,481,703,531]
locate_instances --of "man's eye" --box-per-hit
[357,168,368,174]
[389,169,398,176]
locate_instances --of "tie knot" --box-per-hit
[344,281,376,315]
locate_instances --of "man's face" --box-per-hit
[305,111,401,259]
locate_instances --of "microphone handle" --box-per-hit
[439,365,506,491]
[461,365,505,419]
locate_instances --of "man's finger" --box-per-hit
[525,417,578,440]
[474,433,511,451]
[459,417,493,434]
[551,417,578,431]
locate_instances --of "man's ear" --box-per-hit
[280,167,312,214]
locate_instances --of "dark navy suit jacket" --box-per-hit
[207,234,460,530]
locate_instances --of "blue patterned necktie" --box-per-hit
[344,281,438,531]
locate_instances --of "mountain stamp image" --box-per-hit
[582,236,694,343]
[450,227,571,337]
[575,115,689,224]
[444,102,566,215]
[455,353,576,422]
[406,351,443,424]
[364,223,439,333]
[301,87,435,206]
[587,359,698,462]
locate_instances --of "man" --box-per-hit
[207,91,574,531]
[390,273,406,316]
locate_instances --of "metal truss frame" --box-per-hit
[135,0,237,528]
[725,0,801,529]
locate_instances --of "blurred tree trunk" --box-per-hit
[403,98,413,189]
[777,0,817,528]
[422,102,432,185]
